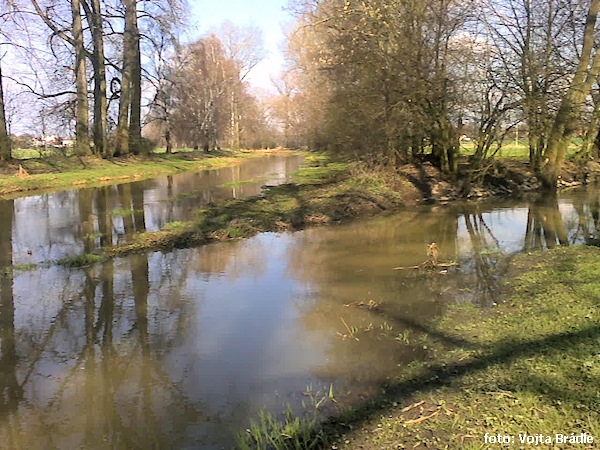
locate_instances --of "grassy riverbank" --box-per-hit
[0,149,284,197]
[238,246,600,449]
[104,154,413,256]
[104,150,599,257]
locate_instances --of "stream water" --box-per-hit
[0,155,599,449]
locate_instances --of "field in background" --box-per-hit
[13,141,584,162]
[10,147,202,160]
[460,140,582,159]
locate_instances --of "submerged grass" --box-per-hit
[1,263,40,277]
[0,149,292,198]
[236,246,600,449]
[112,208,139,217]
[219,177,270,188]
[57,253,106,268]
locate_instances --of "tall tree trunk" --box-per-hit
[575,95,600,161]
[129,5,142,154]
[165,127,172,154]
[72,0,91,155]
[115,0,138,156]
[86,0,109,157]
[541,0,600,189]
[0,64,11,162]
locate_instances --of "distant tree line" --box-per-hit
[271,0,600,190]
[0,0,275,160]
[144,25,275,152]
[3,0,600,192]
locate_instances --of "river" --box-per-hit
[0,154,598,448]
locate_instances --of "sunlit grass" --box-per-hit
[460,141,581,159]
[331,246,600,449]
[0,149,291,197]
[232,247,600,449]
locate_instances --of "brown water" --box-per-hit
[3,154,304,265]
[0,159,599,448]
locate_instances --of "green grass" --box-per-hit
[291,162,349,184]
[57,253,106,268]
[236,246,600,449]
[112,208,139,217]
[334,246,600,449]
[105,154,409,256]
[219,177,270,188]
[460,141,581,159]
[11,146,220,159]
[11,148,75,159]
[1,263,40,276]
[161,221,194,232]
[0,149,292,198]
[238,408,324,450]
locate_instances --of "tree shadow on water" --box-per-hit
[290,321,600,447]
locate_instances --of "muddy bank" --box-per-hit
[400,159,600,203]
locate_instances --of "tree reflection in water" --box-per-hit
[1,186,600,447]
[0,199,23,447]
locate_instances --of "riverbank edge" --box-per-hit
[0,148,297,198]
[103,154,600,258]
[237,246,600,449]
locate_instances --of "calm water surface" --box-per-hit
[0,157,599,448]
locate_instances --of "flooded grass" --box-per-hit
[1,263,40,276]
[57,253,106,268]
[0,149,297,197]
[166,191,205,201]
[219,177,270,188]
[111,208,140,216]
[238,386,338,450]
[237,246,600,449]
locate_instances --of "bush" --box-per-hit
[136,137,157,155]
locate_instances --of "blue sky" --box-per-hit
[189,0,293,92]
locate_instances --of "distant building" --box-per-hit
[32,137,44,147]
[32,136,75,148]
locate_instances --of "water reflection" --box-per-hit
[0,154,304,266]
[0,200,22,448]
[1,182,600,448]
[524,195,569,250]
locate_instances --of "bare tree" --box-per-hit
[82,0,109,156]
[219,21,265,148]
[0,3,14,160]
[542,0,600,189]
[28,0,91,154]
[285,0,473,170]
[71,0,90,154]
[0,61,10,161]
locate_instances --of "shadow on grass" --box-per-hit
[265,321,600,448]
